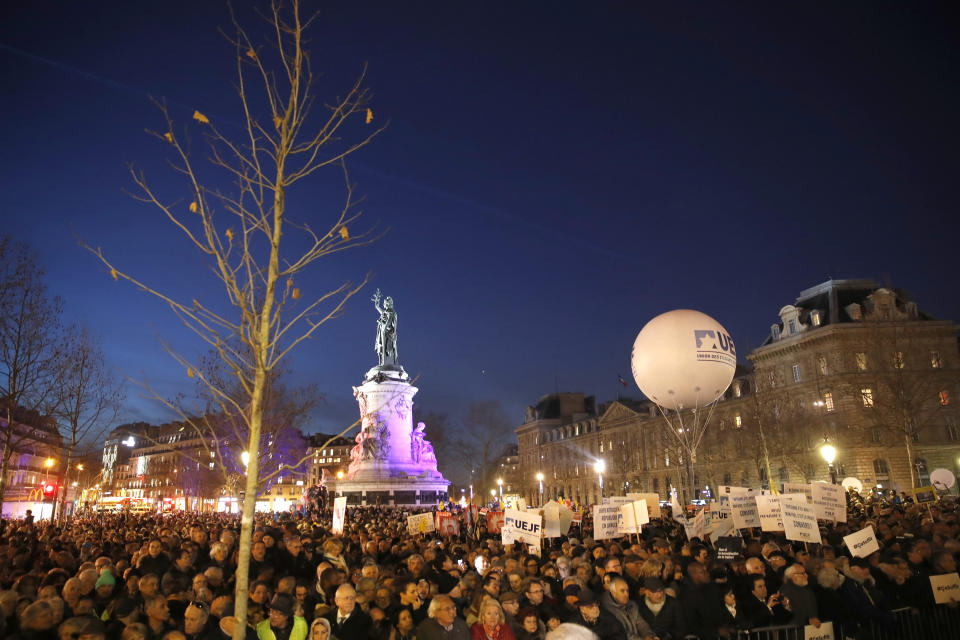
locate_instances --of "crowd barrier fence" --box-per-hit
[734,606,960,640]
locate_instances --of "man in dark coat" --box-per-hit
[569,589,627,640]
[325,583,373,640]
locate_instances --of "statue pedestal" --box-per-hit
[323,366,450,506]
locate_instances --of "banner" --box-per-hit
[730,492,761,529]
[755,495,785,532]
[670,494,686,523]
[690,508,706,540]
[812,483,847,522]
[436,512,460,536]
[332,497,347,535]
[407,512,436,535]
[930,573,960,604]
[503,508,542,549]
[486,510,505,534]
[843,525,879,558]
[627,493,661,518]
[804,621,834,640]
[780,493,822,543]
[593,504,620,540]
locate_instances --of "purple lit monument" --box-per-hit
[322,289,449,506]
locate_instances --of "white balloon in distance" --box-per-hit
[631,309,736,411]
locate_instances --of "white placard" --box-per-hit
[930,573,960,604]
[804,621,834,640]
[755,495,784,532]
[542,502,572,538]
[780,493,822,543]
[332,497,347,535]
[691,508,706,540]
[730,492,761,529]
[593,504,620,540]
[843,525,879,558]
[407,512,435,535]
[503,508,542,548]
[627,493,662,518]
[670,494,686,523]
[812,483,847,522]
[784,483,813,503]
[618,503,639,535]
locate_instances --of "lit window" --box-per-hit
[817,356,828,376]
[893,352,905,369]
[823,392,835,412]
[734,413,742,428]
[788,319,797,333]
[792,364,801,383]
[811,310,821,327]
[856,353,867,371]
[940,391,950,406]
[861,388,874,408]
[931,351,942,369]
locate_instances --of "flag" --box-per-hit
[617,374,629,387]
[671,494,686,523]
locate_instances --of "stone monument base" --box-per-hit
[326,476,449,507]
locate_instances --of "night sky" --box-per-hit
[2,2,959,436]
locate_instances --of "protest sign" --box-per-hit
[804,621,834,640]
[709,500,730,520]
[843,525,879,558]
[486,511,505,534]
[332,497,347,535]
[780,493,822,543]
[930,573,960,604]
[436,512,460,536]
[711,516,735,539]
[784,483,813,503]
[627,493,662,518]
[692,508,706,540]
[407,512,435,535]
[914,486,938,504]
[503,508,542,548]
[755,495,785,532]
[715,536,743,562]
[812,482,847,522]
[542,502,573,538]
[617,499,649,535]
[730,492,761,529]
[670,494,686,523]
[593,504,620,540]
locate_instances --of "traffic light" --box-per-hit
[41,483,58,501]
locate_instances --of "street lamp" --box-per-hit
[536,472,544,506]
[594,460,605,500]
[819,438,837,484]
[497,478,503,503]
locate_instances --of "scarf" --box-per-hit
[644,597,665,615]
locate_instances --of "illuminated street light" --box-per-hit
[820,438,837,484]
[594,460,605,499]
[336,470,344,479]
[490,489,496,498]
[77,464,84,471]
[45,458,54,468]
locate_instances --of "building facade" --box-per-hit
[516,279,960,506]
[306,433,353,485]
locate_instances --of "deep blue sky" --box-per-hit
[2,2,958,435]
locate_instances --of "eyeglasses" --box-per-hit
[189,601,209,610]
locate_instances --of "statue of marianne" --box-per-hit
[372,288,398,366]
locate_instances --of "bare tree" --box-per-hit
[53,326,123,521]
[849,320,947,488]
[0,237,67,505]
[82,2,384,633]
[463,401,514,492]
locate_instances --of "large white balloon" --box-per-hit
[631,309,736,411]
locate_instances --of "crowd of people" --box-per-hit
[0,488,957,640]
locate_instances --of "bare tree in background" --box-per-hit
[0,237,67,506]
[54,326,123,521]
[463,401,514,492]
[83,2,384,634]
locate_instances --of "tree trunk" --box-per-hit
[0,433,10,508]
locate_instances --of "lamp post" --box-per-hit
[819,438,837,484]
[536,472,544,506]
[594,460,605,500]
[497,478,503,503]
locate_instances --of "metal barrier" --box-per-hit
[736,606,960,640]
